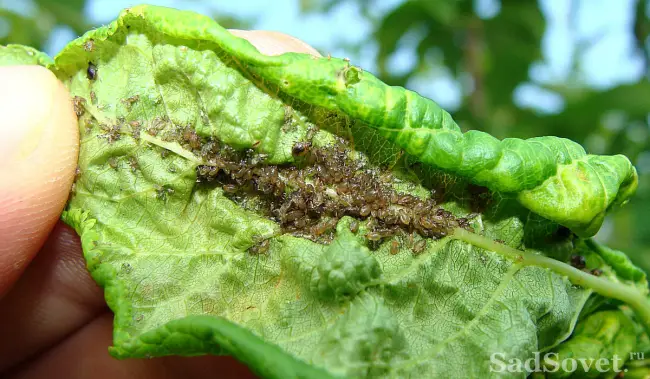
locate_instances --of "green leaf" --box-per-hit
[310,222,382,302]
[585,239,647,284]
[50,5,637,238]
[548,310,637,378]
[0,44,53,66]
[4,5,649,378]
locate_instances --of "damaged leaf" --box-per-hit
[2,5,648,379]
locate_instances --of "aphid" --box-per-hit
[90,91,97,105]
[419,216,435,230]
[365,231,382,241]
[398,211,411,225]
[457,217,470,228]
[87,62,97,80]
[147,117,166,137]
[364,190,379,202]
[129,120,141,140]
[311,219,338,237]
[182,127,201,149]
[570,254,586,270]
[359,205,371,217]
[223,184,238,193]
[155,185,174,201]
[196,165,219,182]
[590,268,603,277]
[390,240,399,255]
[412,239,427,254]
[72,96,86,117]
[160,149,169,158]
[122,95,140,111]
[83,39,95,52]
[100,123,121,143]
[349,220,359,233]
[128,157,138,172]
[292,141,311,157]
[249,239,270,255]
[108,157,118,169]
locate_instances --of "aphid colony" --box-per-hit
[177,128,472,247]
[76,70,473,251]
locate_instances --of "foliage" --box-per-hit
[305,0,650,274]
[0,0,89,52]
[2,1,650,378]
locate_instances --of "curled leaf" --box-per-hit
[2,5,647,379]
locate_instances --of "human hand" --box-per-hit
[0,30,320,379]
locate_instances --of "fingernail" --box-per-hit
[0,66,53,166]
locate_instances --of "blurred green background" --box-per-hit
[1,0,648,270]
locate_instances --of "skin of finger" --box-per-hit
[0,222,105,372]
[8,314,256,379]
[228,29,322,57]
[0,65,79,298]
[0,31,316,377]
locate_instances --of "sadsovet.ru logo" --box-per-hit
[489,352,635,375]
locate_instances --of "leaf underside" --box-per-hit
[1,5,646,379]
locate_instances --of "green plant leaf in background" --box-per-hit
[548,310,637,378]
[1,4,649,379]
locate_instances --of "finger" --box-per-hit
[228,29,322,57]
[0,65,79,297]
[0,222,106,372]
[9,314,255,379]
[3,31,316,376]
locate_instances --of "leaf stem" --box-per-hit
[452,228,650,335]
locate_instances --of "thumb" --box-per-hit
[0,65,79,297]
[227,29,322,57]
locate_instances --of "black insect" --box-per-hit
[292,141,311,157]
[570,254,586,270]
[87,62,98,80]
